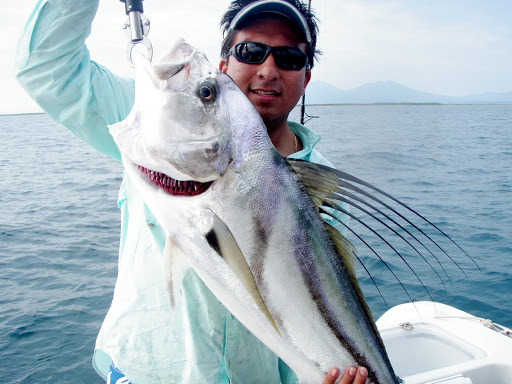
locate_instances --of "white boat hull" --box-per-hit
[377,302,512,384]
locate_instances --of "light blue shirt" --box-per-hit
[16,1,348,383]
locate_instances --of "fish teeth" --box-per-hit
[135,163,212,196]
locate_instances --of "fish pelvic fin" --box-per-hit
[163,237,189,309]
[163,237,178,308]
[204,210,281,336]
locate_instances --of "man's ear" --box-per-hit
[219,57,228,73]
[303,69,312,93]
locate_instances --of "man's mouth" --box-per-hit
[136,164,212,196]
[252,89,280,97]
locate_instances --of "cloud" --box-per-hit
[312,0,512,95]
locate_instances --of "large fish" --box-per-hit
[109,39,406,383]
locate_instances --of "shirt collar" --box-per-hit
[287,121,321,159]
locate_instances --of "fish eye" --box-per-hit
[198,81,216,102]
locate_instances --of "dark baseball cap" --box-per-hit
[226,0,312,44]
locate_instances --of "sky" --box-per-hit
[2,0,511,114]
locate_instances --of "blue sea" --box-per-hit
[1,104,511,383]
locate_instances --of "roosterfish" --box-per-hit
[109,39,413,383]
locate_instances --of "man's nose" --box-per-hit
[257,53,280,80]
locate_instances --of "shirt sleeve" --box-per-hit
[278,358,299,384]
[15,0,135,161]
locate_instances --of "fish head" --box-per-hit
[110,39,236,185]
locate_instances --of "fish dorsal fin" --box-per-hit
[287,159,388,357]
[325,224,357,278]
[204,210,280,335]
[287,159,357,274]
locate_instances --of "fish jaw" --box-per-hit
[131,159,214,197]
[109,39,234,183]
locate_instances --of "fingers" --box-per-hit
[321,368,340,384]
[324,366,374,384]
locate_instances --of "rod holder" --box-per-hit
[120,0,145,42]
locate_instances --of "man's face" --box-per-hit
[219,17,311,129]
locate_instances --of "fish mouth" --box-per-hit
[136,164,213,196]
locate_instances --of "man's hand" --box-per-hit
[322,366,374,384]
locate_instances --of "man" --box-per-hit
[219,0,313,158]
[16,0,370,383]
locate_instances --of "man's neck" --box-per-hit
[266,119,302,157]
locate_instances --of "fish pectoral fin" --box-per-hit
[204,210,280,336]
[163,236,187,309]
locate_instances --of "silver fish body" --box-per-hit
[109,40,398,384]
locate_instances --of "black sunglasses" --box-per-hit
[228,41,309,71]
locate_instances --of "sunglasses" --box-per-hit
[228,41,309,71]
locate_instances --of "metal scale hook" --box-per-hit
[120,0,153,66]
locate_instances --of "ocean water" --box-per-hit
[1,105,511,383]
[291,104,512,320]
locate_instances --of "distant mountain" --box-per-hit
[304,80,512,105]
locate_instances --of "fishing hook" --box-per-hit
[120,0,153,66]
